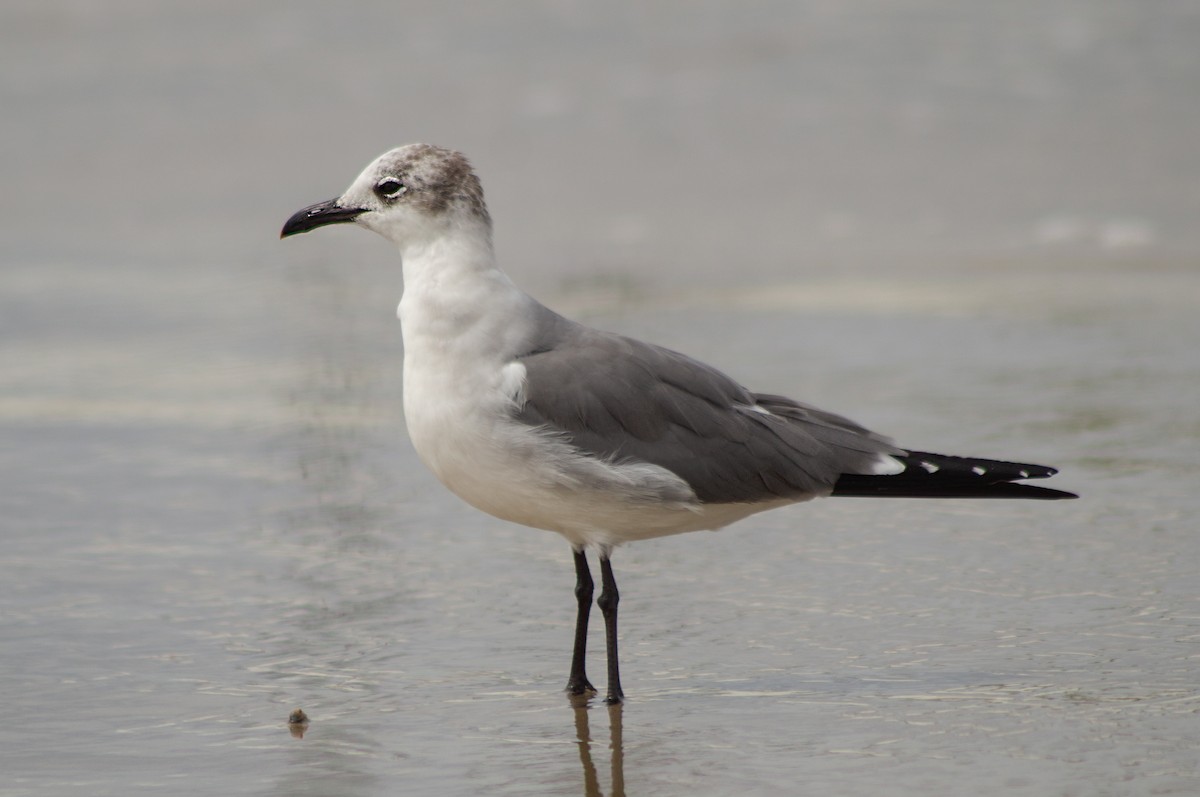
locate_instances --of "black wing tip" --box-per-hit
[902,451,1061,479]
[831,451,1079,500]
[1037,487,1079,500]
[831,481,1079,500]
[961,483,1079,500]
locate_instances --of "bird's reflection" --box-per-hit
[571,698,625,797]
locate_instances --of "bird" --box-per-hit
[281,144,1077,704]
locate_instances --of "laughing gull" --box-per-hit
[281,144,1077,704]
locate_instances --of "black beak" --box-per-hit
[280,199,366,238]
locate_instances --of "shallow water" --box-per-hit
[4,3,1200,795]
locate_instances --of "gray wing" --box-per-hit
[514,328,901,504]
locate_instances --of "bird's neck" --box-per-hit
[398,220,496,287]
[396,226,536,364]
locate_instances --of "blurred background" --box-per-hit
[2,2,1198,796]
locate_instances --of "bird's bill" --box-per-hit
[280,199,365,238]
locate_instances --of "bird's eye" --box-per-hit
[375,178,407,199]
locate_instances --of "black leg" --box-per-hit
[598,554,624,704]
[566,547,596,696]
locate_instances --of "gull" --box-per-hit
[281,144,1077,704]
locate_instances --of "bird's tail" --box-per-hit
[831,451,1078,500]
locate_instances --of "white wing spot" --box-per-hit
[499,361,528,406]
[871,455,905,475]
[971,466,987,476]
[1019,469,1030,478]
[920,460,940,474]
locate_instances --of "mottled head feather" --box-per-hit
[368,143,490,225]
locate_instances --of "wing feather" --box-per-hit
[514,331,899,504]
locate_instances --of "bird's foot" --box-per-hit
[566,677,597,697]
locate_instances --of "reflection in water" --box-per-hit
[572,701,625,797]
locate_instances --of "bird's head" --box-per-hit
[281,144,491,250]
